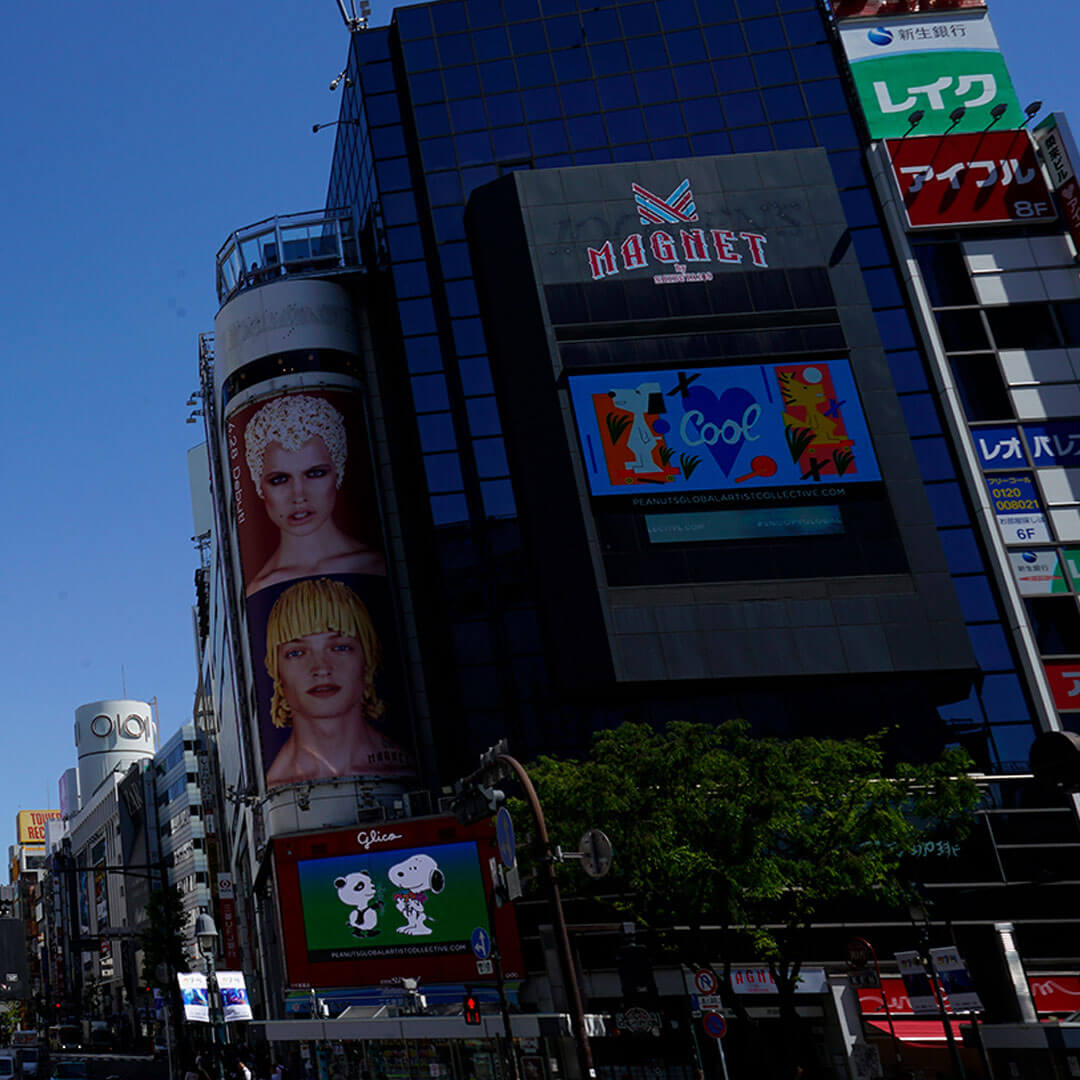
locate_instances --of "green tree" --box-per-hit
[140,885,189,987]
[517,720,981,1073]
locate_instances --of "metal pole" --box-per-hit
[925,948,965,1080]
[495,754,596,1080]
[854,937,903,1071]
[205,953,226,1080]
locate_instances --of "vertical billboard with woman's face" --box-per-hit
[225,383,416,791]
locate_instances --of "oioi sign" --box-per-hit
[841,13,1020,139]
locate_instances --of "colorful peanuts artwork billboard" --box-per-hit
[273,816,524,988]
[568,360,880,503]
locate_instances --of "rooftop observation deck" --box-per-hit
[215,208,364,305]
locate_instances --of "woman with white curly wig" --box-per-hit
[243,393,386,596]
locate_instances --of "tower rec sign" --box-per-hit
[586,178,768,285]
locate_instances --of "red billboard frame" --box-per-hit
[830,0,984,16]
[885,131,1057,229]
[274,815,525,989]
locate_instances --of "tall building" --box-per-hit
[191,0,1080,1074]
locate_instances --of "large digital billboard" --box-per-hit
[568,360,880,506]
[886,131,1056,228]
[841,13,1020,139]
[831,0,985,16]
[273,817,523,988]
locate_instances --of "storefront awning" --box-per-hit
[865,1019,967,1046]
[252,1013,591,1042]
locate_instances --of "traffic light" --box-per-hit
[463,993,481,1025]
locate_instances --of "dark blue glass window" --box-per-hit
[430,494,469,526]
[723,91,765,127]
[467,0,504,28]
[598,75,638,108]
[803,79,847,117]
[657,0,699,31]
[636,69,677,104]
[366,93,401,126]
[968,625,1014,672]
[455,131,494,166]
[862,267,904,309]
[875,308,917,351]
[849,226,890,267]
[911,436,956,484]
[481,479,517,517]
[683,98,722,132]
[773,120,814,149]
[840,188,879,228]
[793,44,837,82]
[536,151,574,167]
[371,126,407,159]
[531,120,570,154]
[376,157,412,192]
[704,24,745,58]
[399,297,438,335]
[620,3,662,37]
[450,98,486,131]
[762,84,806,121]
[650,136,690,157]
[924,481,968,528]
[421,136,457,170]
[582,9,621,41]
[560,81,601,116]
[954,577,1000,625]
[441,242,473,280]
[486,93,524,127]
[387,225,424,263]
[404,334,443,374]
[745,17,787,51]
[418,412,458,452]
[736,0,778,14]
[590,42,631,76]
[939,529,982,575]
[783,10,826,47]
[396,5,432,40]
[445,65,482,98]
[517,53,556,87]
[432,205,467,243]
[409,71,445,105]
[754,50,797,87]
[574,148,614,163]
[439,33,476,67]
[667,29,707,62]
[461,164,499,196]
[509,21,545,54]
[411,373,451,413]
[898,393,942,439]
[675,63,716,99]
[392,261,429,299]
[547,15,584,50]
[541,0,576,13]
[432,1,467,34]
[523,87,563,121]
[474,437,510,477]
[453,318,488,356]
[415,103,451,138]
[606,108,647,143]
[507,0,540,19]
[613,142,651,162]
[813,113,859,150]
[568,115,607,149]
[403,38,439,71]
[979,676,1028,726]
[887,350,930,394]
[382,191,418,226]
[459,356,495,396]
[714,57,755,92]
[361,61,396,94]
[829,150,866,189]
[424,452,465,492]
[446,280,480,318]
[627,36,668,71]
[731,127,772,152]
[691,131,732,155]
[493,125,531,160]
[467,396,503,436]
[480,59,518,92]
[552,49,591,82]
[474,26,511,58]
[643,103,683,138]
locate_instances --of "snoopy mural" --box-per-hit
[334,871,382,937]
[388,852,444,935]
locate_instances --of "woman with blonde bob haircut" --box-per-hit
[263,578,413,786]
[243,392,385,596]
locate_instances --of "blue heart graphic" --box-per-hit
[680,384,757,477]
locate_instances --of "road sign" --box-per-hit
[471,927,492,960]
[849,969,880,990]
[580,828,613,879]
[702,1011,727,1039]
[694,968,719,995]
[496,807,516,870]
[476,959,494,975]
[846,938,871,971]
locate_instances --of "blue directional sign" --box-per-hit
[471,927,492,961]
[496,807,516,870]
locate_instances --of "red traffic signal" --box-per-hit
[463,994,481,1025]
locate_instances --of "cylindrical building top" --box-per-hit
[74,699,157,801]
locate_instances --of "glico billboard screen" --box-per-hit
[273,816,523,988]
[568,360,880,509]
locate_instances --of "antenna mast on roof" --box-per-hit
[335,0,370,31]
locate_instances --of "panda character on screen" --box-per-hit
[334,871,383,937]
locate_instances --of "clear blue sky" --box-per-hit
[0,1,1071,854]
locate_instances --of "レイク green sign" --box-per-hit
[841,15,1020,139]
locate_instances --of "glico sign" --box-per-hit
[586,179,768,284]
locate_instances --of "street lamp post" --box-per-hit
[195,913,227,1080]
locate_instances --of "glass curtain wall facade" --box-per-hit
[324,0,1033,773]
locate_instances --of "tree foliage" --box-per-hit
[140,885,189,987]
[516,720,981,1008]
